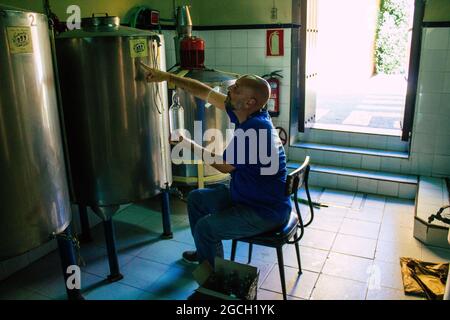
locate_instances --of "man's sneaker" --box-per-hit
[182,250,199,264]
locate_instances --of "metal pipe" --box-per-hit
[56,226,84,300]
[161,185,173,239]
[103,218,123,282]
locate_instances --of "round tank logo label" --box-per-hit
[130,39,148,58]
[7,27,33,54]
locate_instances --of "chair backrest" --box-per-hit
[284,156,314,244]
[285,156,310,196]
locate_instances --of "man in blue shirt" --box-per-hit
[145,67,291,268]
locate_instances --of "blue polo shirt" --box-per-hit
[222,106,292,223]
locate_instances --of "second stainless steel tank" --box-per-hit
[173,69,236,185]
[55,15,172,211]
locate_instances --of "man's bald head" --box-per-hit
[238,74,271,109]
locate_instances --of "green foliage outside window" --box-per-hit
[375,0,411,74]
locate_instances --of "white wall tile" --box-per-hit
[201,30,216,49]
[350,133,369,148]
[386,136,407,152]
[215,30,231,48]
[423,28,449,50]
[231,65,247,75]
[420,50,448,72]
[314,130,332,144]
[412,133,436,154]
[377,181,399,197]
[357,178,378,194]
[367,135,387,150]
[277,103,290,123]
[435,135,450,155]
[432,155,450,176]
[418,71,444,94]
[215,48,232,65]
[414,153,434,176]
[231,30,248,48]
[287,147,306,162]
[308,171,320,186]
[413,113,441,135]
[247,29,266,48]
[321,152,343,167]
[283,49,292,65]
[439,93,450,116]
[265,56,284,68]
[247,65,266,76]
[362,155,381,171]
[165,49,176,70]
[332,132,351,146]
[416,92,442,115]
[205,48,216,66]
[309,149,324,164]
[442,73,450,93]
[318,172,338,189]
[283,28,291,48]
[281,84,290,105]
[380,157,402,173]
[437,115,450,136]
[400,158,411,175]
[445,52,450,71]
[337,175,358,192]
[398,184,417,200]
[342,153,362,169]
[231,48,248,66]
[281,66,291,83]
[247,48,265,66]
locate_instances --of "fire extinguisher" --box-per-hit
[262,70,283,117]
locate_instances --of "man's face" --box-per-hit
[226,78,249,111]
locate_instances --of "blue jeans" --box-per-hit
[187,184,286,267]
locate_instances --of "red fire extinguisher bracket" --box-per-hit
[262,70,283,118]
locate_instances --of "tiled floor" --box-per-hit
[1,187,450,300]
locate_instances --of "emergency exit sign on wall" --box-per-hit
[266,29,284,56]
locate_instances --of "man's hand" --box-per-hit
[141,62,170,83]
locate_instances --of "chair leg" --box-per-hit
[231,240,237,261]
[305,181,315,226]
[247,243,253,264]
[294,241,302,275]
[276,247,287,300]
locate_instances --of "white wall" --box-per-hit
[407,27,450,177]
[160,28,293,133]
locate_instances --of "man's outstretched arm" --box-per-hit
[142,64,227,110]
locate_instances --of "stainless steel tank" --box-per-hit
[0,5,72,260]
[173,69,236,185]
[55,15,172,217]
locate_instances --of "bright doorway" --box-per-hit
[314,0,415,136]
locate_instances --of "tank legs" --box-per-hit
[78,205,93,243]
[56,225,84,300]
[161,187,173,239]
[103,218,124,282]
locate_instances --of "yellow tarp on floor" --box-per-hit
[400,257,449,300]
